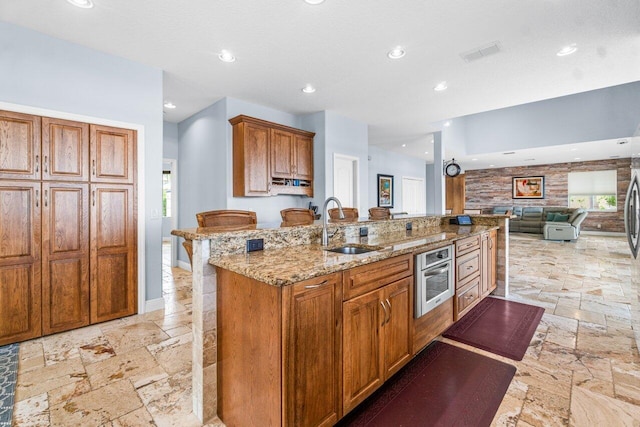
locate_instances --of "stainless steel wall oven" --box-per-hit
[415,245,454,318]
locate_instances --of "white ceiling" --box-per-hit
[1,0,639,166]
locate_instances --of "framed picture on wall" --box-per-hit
[513,176,545,199]
[377,174,394,208]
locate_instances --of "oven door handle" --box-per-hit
[423,267,449,277]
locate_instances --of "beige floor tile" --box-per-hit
[49,379,143,426]
[111,407,157,426]
[12,393,50,426]
[570,385,640,426]
[103,321,170,355]
[85,346,159,390]
[15,357,86,402]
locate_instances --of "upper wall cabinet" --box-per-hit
[42,117,89,181]
[230,115,314,197]
[0,110,41,180]
[90,125,136,184]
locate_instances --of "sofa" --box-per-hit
[492,206,588,240]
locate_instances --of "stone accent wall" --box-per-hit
[464,158,631,232]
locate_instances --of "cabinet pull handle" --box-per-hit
[44,156,48,173]
[304,280,328,289]
[44,190,48,207]
[35,189,39,208]
[380,301,389,327]
[92,190,96,206]
[92,159,96,175]
[385,298,391,324]
[489,238,493,249]
[35,155,39,173]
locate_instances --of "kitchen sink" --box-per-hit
[325,245,378,255]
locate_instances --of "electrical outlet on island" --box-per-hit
[246,238,264,252]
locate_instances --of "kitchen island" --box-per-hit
[172,214,509,425]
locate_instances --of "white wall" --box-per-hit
[0,21,164,303]
[368,146,426,213]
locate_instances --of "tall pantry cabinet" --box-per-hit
[0,110,137,346]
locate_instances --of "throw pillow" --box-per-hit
[554,213,570,222]
[546,212,556,221]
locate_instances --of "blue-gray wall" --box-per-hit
[368,146,426,213]
[446,81,640,155]
[0,21,164,303]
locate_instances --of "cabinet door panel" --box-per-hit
[90,125,135,183]
[294,134,313,181]
[383,277,412,378]
[0,181,41,345]
[90,184,136,323]
[233,122,270,196]
[42,118,89,181]
[284,273,342,427]
[42,183,89,334]
[343,290,383,414]
[270,129,294,178]
[0,111,41,180]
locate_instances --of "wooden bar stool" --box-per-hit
[280,208,315,227]
[183,210,257,267]
[368,207,391,220]
[328,207,359,222]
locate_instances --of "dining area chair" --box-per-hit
[183,209,257,267]
[368,207,391,220]
[328,207,359,222]
[463,209,483,215]
[280,208,315,227]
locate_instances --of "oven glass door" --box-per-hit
[416,260,453,318]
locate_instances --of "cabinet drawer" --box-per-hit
[343,254,412,300]
[456,249,480,287]
[455,235,480,256]
[456,277,480,316]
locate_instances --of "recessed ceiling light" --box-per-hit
[472,158,478,161]
[424,151,429,154]
[302,84,316,94]
[218,50,236,63]
[163,102,177,109]
[304,0,325,4]
[433,81,448,92]
[401,144,406,147]
[557,44,577,56]
[574,157,581,160]
[570,148,578,151]
[67,0,93,8]
[489,164,495,167]
[387,46,406,59]
[443,121,451,127]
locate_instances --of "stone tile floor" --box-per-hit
[11,235,640,426]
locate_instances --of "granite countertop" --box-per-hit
[210,224,496,286]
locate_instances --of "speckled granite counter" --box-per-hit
[210,225,495,286]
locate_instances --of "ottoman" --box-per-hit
[543,222,577,241]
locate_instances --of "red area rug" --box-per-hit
[443,297,545,361]
[337,341,516,427]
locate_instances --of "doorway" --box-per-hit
[402,176,426,214]
[162,158,178,268]
[333,153,359,208]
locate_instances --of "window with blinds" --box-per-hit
[567,170,617,211]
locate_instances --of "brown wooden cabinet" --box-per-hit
[0,110,137,345]
[481,229,498,296]
[342,255,412,414]
[42,182,90,334]
[90,184,137,323]
[218,269,342,427]
[0,181,42,345]
[0,110,41,181]
[90,125,135,184]
[230,115,314,197]
[42,117,89,181]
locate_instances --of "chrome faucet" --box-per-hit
[321,196,345,246]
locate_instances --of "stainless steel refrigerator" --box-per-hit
[624,135,640,284]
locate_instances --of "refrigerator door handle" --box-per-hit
[624,173,639,259]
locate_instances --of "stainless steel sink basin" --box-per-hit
[325,245,377,255]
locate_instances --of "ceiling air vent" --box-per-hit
[461,42,502,63]
[503,151,516,155]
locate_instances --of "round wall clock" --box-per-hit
[445,161,461,177]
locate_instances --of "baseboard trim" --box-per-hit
[145,297,165,314]
[581,231,625,237]
[178,260,192,271]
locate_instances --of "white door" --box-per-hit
[402,176,426,214]
[333,154,359,208]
